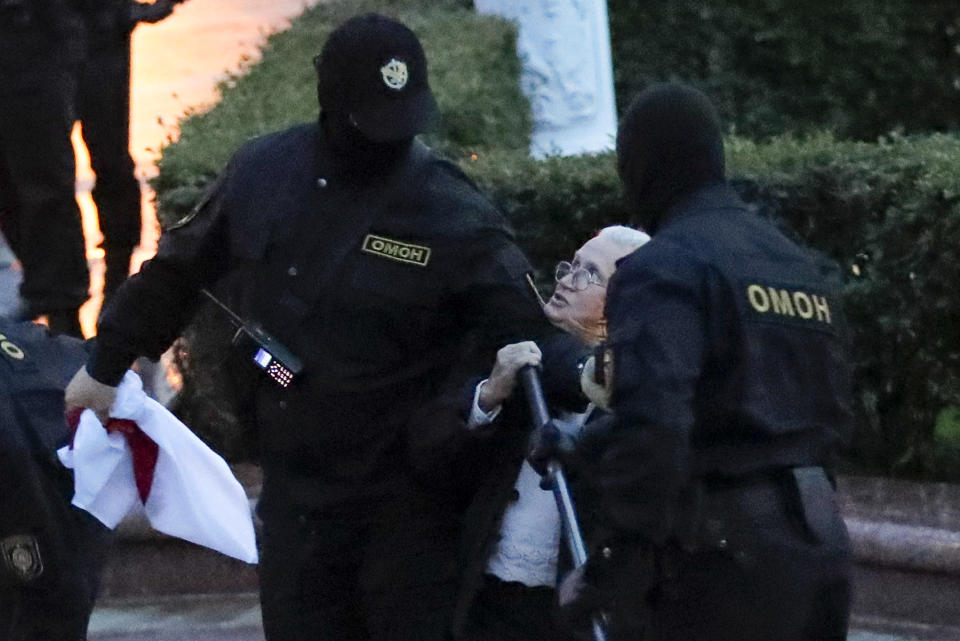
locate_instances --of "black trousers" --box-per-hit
[0,71,89,315]
[460,574,566,641]
[258,494,460,641]
[609,477,852,641]
[77,41,142,258]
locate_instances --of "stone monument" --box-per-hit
[474,0,617,158]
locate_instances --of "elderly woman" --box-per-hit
[408,225,649,641]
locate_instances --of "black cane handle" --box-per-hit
[520,365,550,428]
[519,364,609,641]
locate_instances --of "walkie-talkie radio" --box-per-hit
[233,324,302,388]
[201,289,303,388]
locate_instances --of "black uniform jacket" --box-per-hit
[599,182,854,544]
[0,0,86,94]
[92,123,548,514]
[0,320,104,592]
[78,0,134,45]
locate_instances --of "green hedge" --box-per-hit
[154,1,960,480]
[607,0,960,140]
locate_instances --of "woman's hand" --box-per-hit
[478,341,542,413]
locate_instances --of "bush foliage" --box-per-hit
[155,1,960,479]
[608,0,960,140]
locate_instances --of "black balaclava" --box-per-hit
[616,83,725,233]
[319,108,411,179]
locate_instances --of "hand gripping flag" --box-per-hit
[58,371,258,564]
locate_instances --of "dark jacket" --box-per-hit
[0,0,86,94]
[597,183,853,544]
[91,122,549,514]
[78,0,131,49]
[0,320,109,640]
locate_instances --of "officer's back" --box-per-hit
[568,83,853,641]
[625,185,853,479]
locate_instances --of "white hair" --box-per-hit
[596,225,651,251]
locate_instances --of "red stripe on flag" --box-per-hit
[64,409,160,503]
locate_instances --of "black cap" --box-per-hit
[315,13,440,142]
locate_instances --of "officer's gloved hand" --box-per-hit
[527,420,580,485]
[557,563,609,640]
[558,563,589,608]
[560,541,653,640]
[65,366,117,426]
[129,0,177,25]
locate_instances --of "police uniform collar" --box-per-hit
[312,123,433,199]
[313,120,413,183]
[658,182,745,231]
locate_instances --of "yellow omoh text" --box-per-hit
[746,285,832,324]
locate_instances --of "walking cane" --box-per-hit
[520,366,609,641]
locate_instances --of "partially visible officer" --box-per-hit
[0,0,90,337]
[560,83,854,641]
[0,319,110,641]
[66,13,549,641]
[76,0,187,303]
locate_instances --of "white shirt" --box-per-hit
[468,380,590,587]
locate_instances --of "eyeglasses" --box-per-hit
[555,261,605,291]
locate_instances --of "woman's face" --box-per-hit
[543,235,630,344]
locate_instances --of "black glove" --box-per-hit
[526,419,578,480]
[558,564,601,637]
[557,558,618,641]
[560,541,656,640]
[129,0,177,25]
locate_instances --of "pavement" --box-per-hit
[89,593,264,641]
[86,592,926,641]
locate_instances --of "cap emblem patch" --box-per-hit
[380,58,409,90]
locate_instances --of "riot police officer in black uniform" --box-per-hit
[561,83,853,640]
[0,319,110,641]
[75,0,186,302]
[66,13,548,641]
[0,0,89,337]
